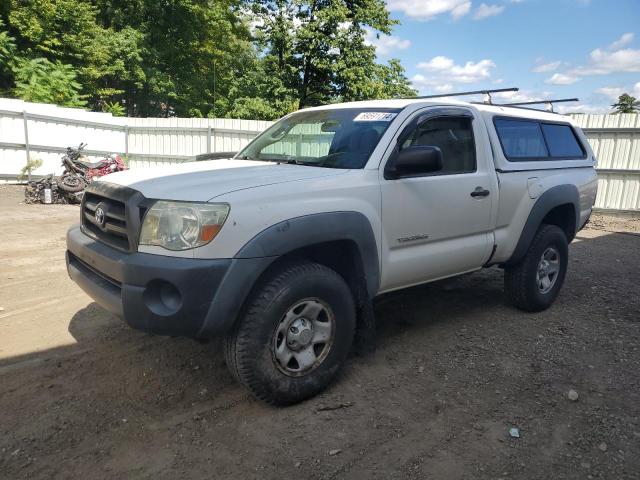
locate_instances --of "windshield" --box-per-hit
[237,108,401,169]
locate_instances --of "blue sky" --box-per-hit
[366,0,640,113]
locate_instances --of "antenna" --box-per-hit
[404,87,519,104]
[498,98,579,113]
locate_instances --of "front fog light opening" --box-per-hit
[143,280,182,316]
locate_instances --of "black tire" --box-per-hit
[59,174,86,193]
[224,261,356,405]
[504,224,569,312]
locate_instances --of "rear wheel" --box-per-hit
[504,224,569,312]
[59,174,86,193]
[224,261,355,405]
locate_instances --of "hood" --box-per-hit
[97,159,348,201]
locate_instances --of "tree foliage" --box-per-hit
[13,57,86,107]
[612,93,639,114]
[249,0,415,111]
[0,0,416,119]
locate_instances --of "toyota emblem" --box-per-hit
[95,206,106,227]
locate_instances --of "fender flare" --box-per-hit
[236,211,380,297]
[506,184,580,266]
[197,211,380,338]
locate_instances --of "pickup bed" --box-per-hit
[66,99,597,404]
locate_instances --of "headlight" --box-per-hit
[139,201,230,251]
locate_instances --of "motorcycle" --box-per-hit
[59,143,127,194]
[24,144,127,204]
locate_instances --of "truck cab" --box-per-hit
[66,98,598,405]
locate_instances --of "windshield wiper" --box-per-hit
[282,158,318,166]
[241,155,332,168]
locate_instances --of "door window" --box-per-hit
[401,116,477,174]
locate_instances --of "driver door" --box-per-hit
[379,107,495,292]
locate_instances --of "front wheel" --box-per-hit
[224,261,356,405]
[504,224,569,312]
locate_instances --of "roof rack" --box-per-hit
[406,87,519,105]
[497,98,579,113]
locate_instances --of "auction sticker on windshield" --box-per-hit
[354,112,397,122]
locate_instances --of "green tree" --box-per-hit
[612,93,639,114]
[248,0,415,110]
[13,57,86,107]
[0,19,16,93]
[0,19,15,66]
[102,100,126,116]
[94,0,256,117]
[1,0,415,118]
[5,0,146,110]
[370,59,417,99]
[240,0,300,118]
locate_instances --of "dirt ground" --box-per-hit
[0,184,639,480]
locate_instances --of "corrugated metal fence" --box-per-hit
[0,98,272,173]
[1,98,638,213]
[570,113,640,213]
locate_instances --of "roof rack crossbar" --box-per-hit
[404,87,519,104]
[497,98,579,113]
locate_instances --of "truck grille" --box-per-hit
[80,184,148,252]
[83,192,130,250]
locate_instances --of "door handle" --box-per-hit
[470,187,490,198]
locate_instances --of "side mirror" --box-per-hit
[386,145,443,179]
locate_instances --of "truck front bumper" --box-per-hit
[66,225,273,338]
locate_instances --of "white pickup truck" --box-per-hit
[66,98,598,405]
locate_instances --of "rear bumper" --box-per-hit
[66,225,273,338]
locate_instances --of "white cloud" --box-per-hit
[492,89,553,104]
[609,32,634,50]
[473,3,505,20]
[411,55,497,95]
[451,1,472,19]
[569,47,640,76]
[386,0,472,21]
[556,104,609,115]
[595,86,625,100]
[532,60,562,73]
[434,83,454,93]
[410,74,434,92]
[418,56,455,71]
[545,73,580,85]
[559,33,640,78]
[490,89,604,114]
[364,29,411,56]
[596,82,640,100]
[416,55,496,83]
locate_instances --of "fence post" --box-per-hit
[207,126,212,153]
[124,125,129,157]
[22,111,31,181]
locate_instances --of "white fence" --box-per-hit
[0,98,272,173]
[0,98,639,213]
[570,114,640,213]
